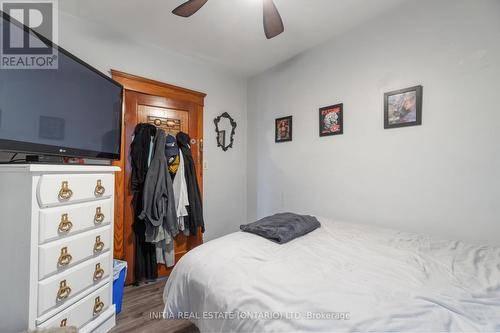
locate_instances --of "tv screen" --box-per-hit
[0,12,122,160]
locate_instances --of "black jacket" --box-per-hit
[176,132,205,235]
[130,123,158,282]
[130,124,157,192]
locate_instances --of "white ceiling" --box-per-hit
[60,0,407,77]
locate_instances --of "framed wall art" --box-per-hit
[384,85,423,129]
[214,112,237,151]
[275,116,292,143]
[319,103,343,137]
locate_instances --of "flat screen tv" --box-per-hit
[0,12,122,160]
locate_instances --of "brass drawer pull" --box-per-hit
[94,179,105,197]
[60,318,67,327]
[58,181,73,200]
[93,296,104,315]
[58,214,73,233]
[57,247,72,267]
[57,280,71,301]
[94,207,105,224]
[93,263,104,281]
[93,236,104,253]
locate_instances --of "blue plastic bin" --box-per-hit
[113,260,127,314]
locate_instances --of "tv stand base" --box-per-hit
[25,155,64,164]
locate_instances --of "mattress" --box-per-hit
[163,217,500,332]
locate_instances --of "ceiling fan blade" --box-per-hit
[263,0,284,39]
[172,0,208,17]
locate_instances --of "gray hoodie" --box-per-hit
[139,129,179,265]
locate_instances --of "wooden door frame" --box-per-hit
[111,70,206,272]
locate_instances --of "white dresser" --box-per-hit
[0,164,120,333]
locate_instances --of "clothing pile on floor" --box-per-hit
[130,124,204,283]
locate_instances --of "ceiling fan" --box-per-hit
[172,0,285,39]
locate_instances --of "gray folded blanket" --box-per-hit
[240,213,321,244]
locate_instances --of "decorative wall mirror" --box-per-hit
[214,112,237,151]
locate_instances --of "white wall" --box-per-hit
[248,0,500,245]
[58,11,247,241]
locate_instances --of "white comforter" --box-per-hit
[163,218,500,332]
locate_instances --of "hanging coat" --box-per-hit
[130,124,156,192]
[176,132,205,236]
[173,149,189,231]
[139,129,178,267]
[130,123,158,282]
[139,129,178,239]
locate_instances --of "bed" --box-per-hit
[163,217,500,332]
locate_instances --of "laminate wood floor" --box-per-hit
[110,279,199,333]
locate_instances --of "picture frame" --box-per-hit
[384,85,423,129]
[319,103,343,137]
[214,112,237,151]
[275,116,292,143]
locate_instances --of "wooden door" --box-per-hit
[111,71,205,285]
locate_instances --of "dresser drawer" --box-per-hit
[39,199,112,244]
[37,173,113,207]
[38,252,111,316]
[37,283,111,329]
[39,226,111,280]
